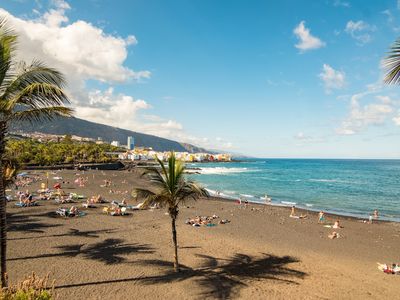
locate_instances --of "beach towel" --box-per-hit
[15,202,38,207]
[70,193,86,199]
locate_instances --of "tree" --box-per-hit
[132,152,208,272]
[383,37,400,84]
[0,18,73,287]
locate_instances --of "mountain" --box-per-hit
[10,116,210,153]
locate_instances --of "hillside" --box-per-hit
[10,116,209,153]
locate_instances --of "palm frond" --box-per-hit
[132,188,156,200]
[383,37,400,84]
[2,60,67,101]
[132,187,170,208]
[140,166,169,190]
[12,106,73,123]
[4,82,70,112]
[0,18,17,91]
[176,181,209,205]
[155,155,169,184]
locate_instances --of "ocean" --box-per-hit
[187,159,400,222]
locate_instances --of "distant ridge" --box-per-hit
[10,116,210,153]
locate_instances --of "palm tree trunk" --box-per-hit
[171,215,180,272]
[0,121,7,287]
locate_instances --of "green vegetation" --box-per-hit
[0,18,73,287]
[0,273,54,300]
[6,138,122,166]
[133,152,208,272]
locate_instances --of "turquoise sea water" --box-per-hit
[187,159,400,222]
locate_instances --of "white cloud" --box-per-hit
[337,90,395,135]
[293,21,325,52]
[294,132,325,144]
[393,113,400,125]
[345,20,376,45]
[76,88,234,150]
[0,2,150,105]
[0,2,235,151]
[319,64,346,93]
[333,0,350,8]
[382,10,394,23]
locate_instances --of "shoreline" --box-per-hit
[207,194,395,225]
[205,189,399,223]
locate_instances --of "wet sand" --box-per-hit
[6,169,400,299]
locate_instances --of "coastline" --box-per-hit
[7,169,399,299]
[187,159,400,223]
[205,189,399,223]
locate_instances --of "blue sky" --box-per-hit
[2,0,400,158]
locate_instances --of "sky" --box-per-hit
[1,0,400,158]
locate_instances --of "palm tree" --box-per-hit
[0,18,73,287]
[133,153,208,272]
[383,37,400,84]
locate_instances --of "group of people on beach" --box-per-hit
[185,214,230,227]
[16,190,36,206]
[14,174,41,189]
[289,205,380,240]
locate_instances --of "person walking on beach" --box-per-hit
[373,209,379,219]
[318,211,325,223]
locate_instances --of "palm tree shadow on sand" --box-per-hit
[8,238,154,264]
[7,212,62,234]
[138,253,307,299]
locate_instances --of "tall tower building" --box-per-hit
[127,136,134,150]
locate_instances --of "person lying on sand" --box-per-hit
[377,263,400,274]
[328,231,339,239]
[333,220,342,229]
[185,215,223,226]
[83,199,96,208]
[290,214,308,219]
[219,219,230,224]
[56,206,81,217]
[289,207,307,219]
[90,195,104,203]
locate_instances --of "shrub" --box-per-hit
[0,273,55,300]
